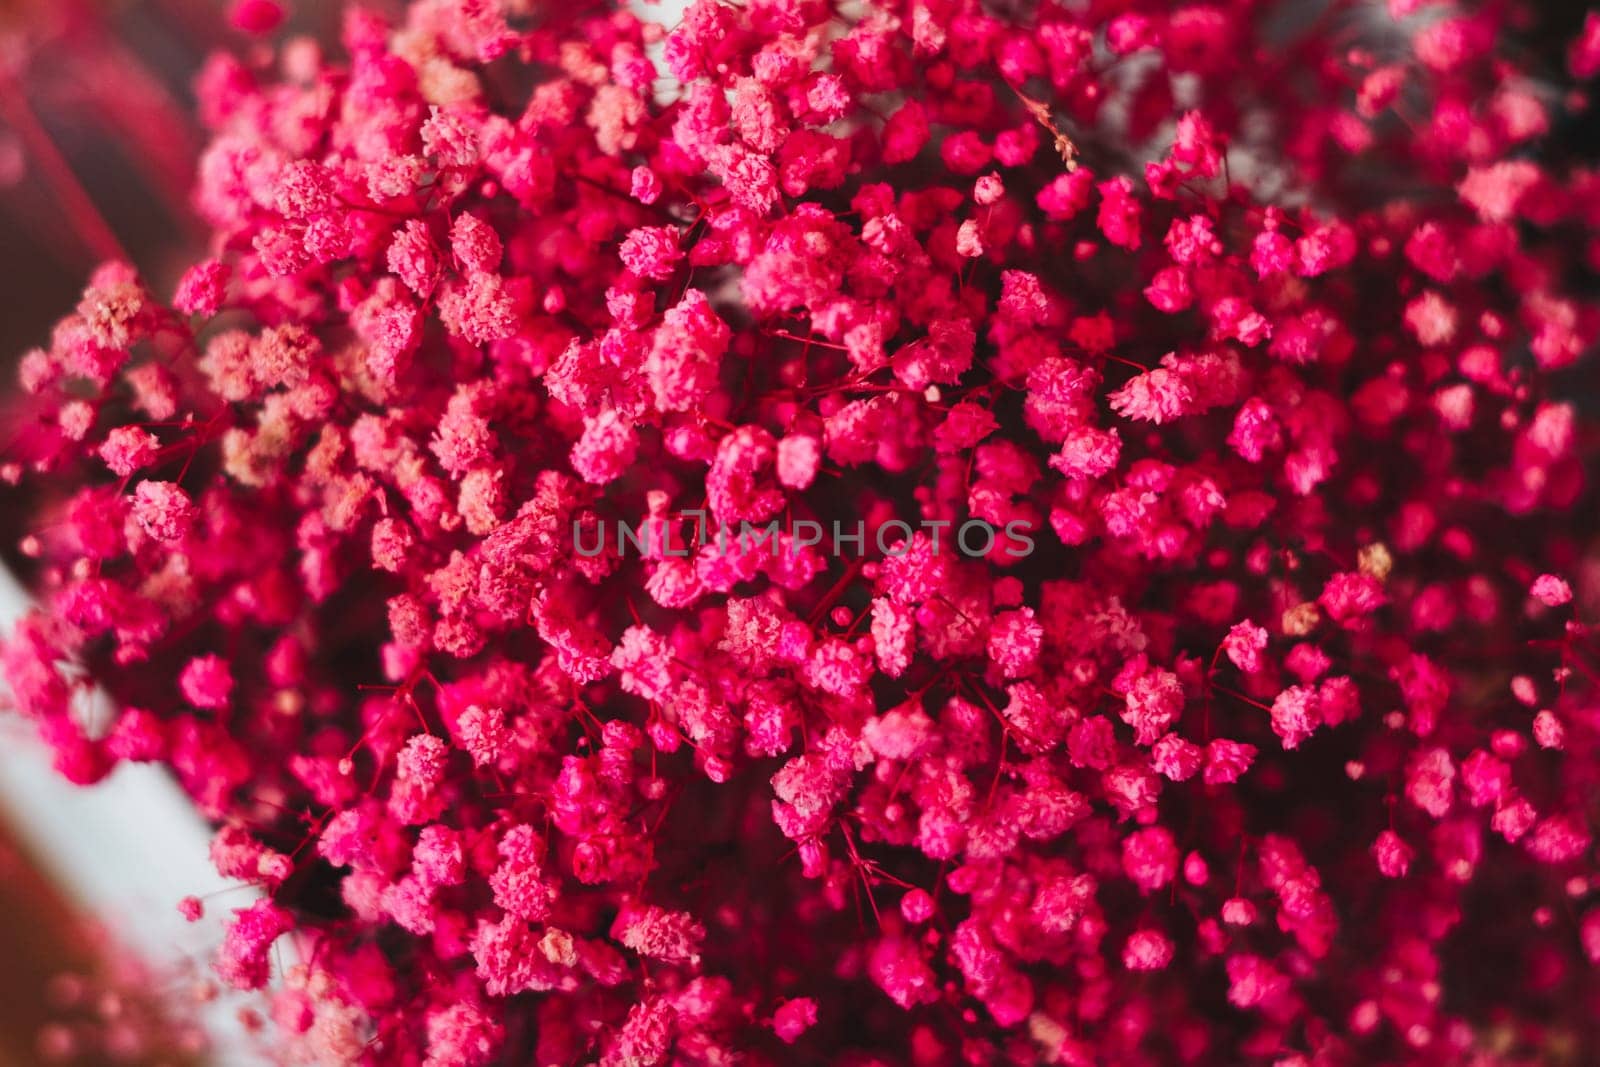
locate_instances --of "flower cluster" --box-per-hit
[4,0,1600,1063]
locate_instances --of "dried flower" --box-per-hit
[3,0,1599,1061]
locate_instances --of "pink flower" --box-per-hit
[771,997,818,1043]
[216,900,293,990]
[1406,747,1458,819]
[1123,827,1179,893]
[180,655,234,710]
[1122,929,1174,971]
[1223,620,1268,673]
[3,0,1598,1059]
[131,480,195,542]
[1531,573,1573,607]
[1372,831,1413,878]
[1270,685,1322,750]
[1110,366,1193,424]
[618,225,683,281]
[1114,656,1185,745]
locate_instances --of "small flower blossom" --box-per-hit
[1406,747,1458,819]
[1123,827,1179,893]
[131,481,195,542]
[1096,176,1143,249]
[771,998,818,1044]
[216,900,294,990]
[1110,366,1193,424]
[987,608,1043,678]
[1458,161,1541,222]
[438,273,516,346]
[1223,621,1268,673]
[1114,657,1185,745]
[619,226,683,281]
[612,904,706,964]
[1372,831,1413,878]
[571,410,639,485]
[180,655,234,710]
[1270,685,1322,750]
[173,259,230,316]
[1531,574,1573,607]
[1122,929,1174,971]
[99,427,160,478]
[425,1003,503,1067]
[1221,898,1257,926]
[1533,710,1565,750]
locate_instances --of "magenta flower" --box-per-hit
[3,0,1600,1062]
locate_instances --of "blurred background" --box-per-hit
[0,4,352,1063]
[0,0,352,359]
